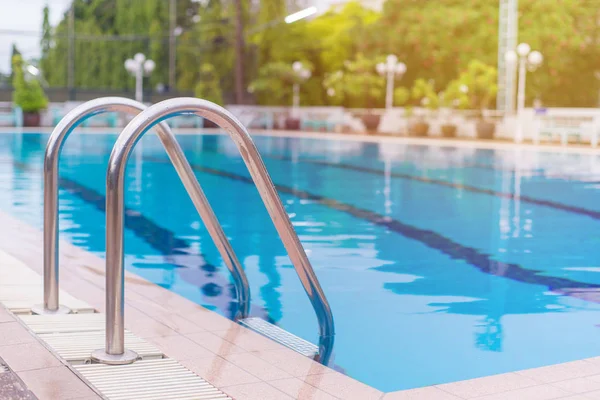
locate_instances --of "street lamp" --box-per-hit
[376,55,407,109]
[124,53,155,103]
[292,61,311,117]
[505,43,543,143]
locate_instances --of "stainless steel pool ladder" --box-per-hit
[40,97,334,366]
[35,97,250,319]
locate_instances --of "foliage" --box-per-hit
[248,61,311,106]
[452,60,497,110]
[35,0,600,107]
[441,79,469,109]
[194,63,223,105]
[323,54,384,108]
[11,55,48,113]
[410,79,439,110]
[393,87,410,107]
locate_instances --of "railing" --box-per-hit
[35,97,250,325]
[91,97,335,365]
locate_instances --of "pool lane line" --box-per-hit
[11,160,253,319]
[148,156,600,292]
[261,153,600,221]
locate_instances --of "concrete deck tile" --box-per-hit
[223,382,294,400]
[180,355,261,387]
[436,372,538,398]
[301,372,383,400]
[146,334,214,360]
[222,352,292,381]
[0,341,62,372]
[186,331,248,356]
[212,325,287,352]
[269,377,340,399]
[471,384,571,400]
[250,347,333,377]
[19,366,97,400]
[517,361,600,384]
[551,377,600,394]
[0,322,36,346]
[383,386,462,399]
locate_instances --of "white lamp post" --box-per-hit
[292,61,311,117]
[125,53,156,103]
[505,43,543,143]
[376,55,407,109]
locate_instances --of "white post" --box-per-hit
[514,57,526,143]
[292,83,300,118]
[385,69,394,109]
[517,57,527,115]
[135,64,143,103]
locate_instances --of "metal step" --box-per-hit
[239,317,318,357]
[74,359,232,400]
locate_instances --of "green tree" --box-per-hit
[249,61,311,106]
[323,54,384,108]
[12,55,48,112]
[194,63,223,104]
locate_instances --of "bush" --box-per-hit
[194,63,223,105]
[12,55,48,113]
[323,54,384,108]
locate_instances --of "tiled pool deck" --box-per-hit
[0,130,599,399]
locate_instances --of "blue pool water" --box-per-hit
[2,131,600,392]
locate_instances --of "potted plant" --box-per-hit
[12,55,48,127]
[455,60,498,139]
[194,63,223,128]
[408,79,438,137]
[439,80,469,138]
[324,54,385,134]
[249,61,312,131]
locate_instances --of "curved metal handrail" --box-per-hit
[94,98,334,364]
[34,97,250,323]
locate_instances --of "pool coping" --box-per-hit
[2,126,600,155]
[0,131,600,399]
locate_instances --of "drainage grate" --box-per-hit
[239,317,318,357]
[19,313,105,334]
[74,359,232,400]
[19,314,162,364]
[39,331,163,364]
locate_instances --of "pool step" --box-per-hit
[239,317,318,357]
[74,359,232,400]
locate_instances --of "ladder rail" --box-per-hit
[37,97,250,320]
[98,98,334,363]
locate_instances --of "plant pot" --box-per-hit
[409,121,430,137]
[284,117,301,130]
[360,114,381,133]
[476,121,496,139]
[23,112,41,127]
[441,124,457,138]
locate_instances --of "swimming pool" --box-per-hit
[2,131,600,392]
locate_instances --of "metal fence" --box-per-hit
[0,87,193,103]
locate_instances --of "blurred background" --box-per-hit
[2,0,594,107]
